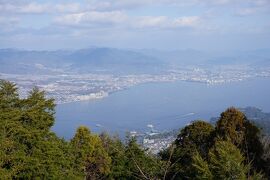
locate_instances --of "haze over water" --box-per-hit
[54,77,270,139]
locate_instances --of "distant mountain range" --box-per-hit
[0,48,269,75]
[0,48,164,74]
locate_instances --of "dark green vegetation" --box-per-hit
[1,80,270,179]
[211,107,270,135]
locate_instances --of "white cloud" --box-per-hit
[84,0,237,10]
[132,16,201,29]
[1,0,269,15]
[0,16,19,25]
[98,0,242,8]
[18,3,49,13]
[55,11,201,30]
[54,11,128,26]
[251,0,270,6]
[54,3,81,13]
[207,0,231,5]
[234,8,260,16]
[0,16,20,34]
[133,16,168,28]
[1,0,268,48]
[172,16,200,27]
[0,2,82,14]
[85,0,150,10]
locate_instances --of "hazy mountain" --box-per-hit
[66,48,165,74]
[1,48,270,75]
[206,49,270,66]
[138,49,210,65]
[0,48,165,74]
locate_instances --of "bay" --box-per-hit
[53,77,270,139]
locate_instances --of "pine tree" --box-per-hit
[160,120,214,179]
[71,126,111,179]
[208,140,248,180]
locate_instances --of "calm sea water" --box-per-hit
[53,78,270,139]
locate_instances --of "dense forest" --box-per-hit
[0,80,270,179]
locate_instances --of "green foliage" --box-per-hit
[0,80,164,179]
[192,152,213,180]
[193,140,265,180]
[208,140,248,180]
[71,126,111,179]
[0,80,77,179]
[124,137,164,179]
[100,133,128,179]
[175,120,214,157]
[243,121,266,174]
[100,133,164,179]
[161,120,214,179]
[162,108,269,179]
[215,107,246,145]
[215,107,267,177]
[21,87,55,130]
[0,80,20,109]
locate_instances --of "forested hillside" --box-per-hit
[0,80,269,179]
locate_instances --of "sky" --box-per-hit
[0,0,270,51]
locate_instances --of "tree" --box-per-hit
[192,151,213,180]
[160,120,214,179]
[0,81,78,179]
[21,87,55,131]
[124,137,164,179]
[193,140,264,180]
[261,136,270,178]
[0,80,26,179]
[100,133,164,179]
[99,133,128,179]
[175,120,214,157]
[215,107,246,145]
[243,120,267,175]
[160,121,214,179]
[215,107,267,177]
[71,126,111,180]
[0,80,20,109]
[208,140,248,180]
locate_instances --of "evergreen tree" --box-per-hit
[71,126,111,179]
[124,137,163,179]
[0,80,26,179]
[192,151,213,180]
[193,140,264,180]
[208,140,248,180]
[215,107,246,145]
[160,120,214,179]
[215,107,267,177]
[0,81,78,179]
[100,133,128,179]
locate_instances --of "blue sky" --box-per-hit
[0,0,269,51]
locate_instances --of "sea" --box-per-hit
[53,77,270,139]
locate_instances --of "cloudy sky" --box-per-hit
[0,0,269,51]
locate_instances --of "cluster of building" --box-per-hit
[1,66,270,104]
[128,125,178,154]
[143,135,176,154]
